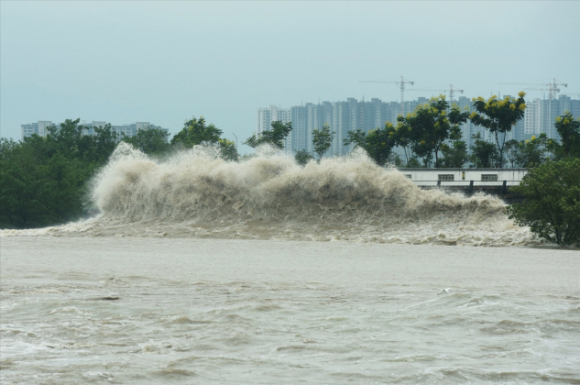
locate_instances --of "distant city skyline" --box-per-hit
[256,94,580,158]
[19,92,580,158]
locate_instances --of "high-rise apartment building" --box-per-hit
[559,95,580,118]
[256,105,291,135]
[524,96,580,140]
[256,105,292,152]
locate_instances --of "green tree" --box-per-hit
[344,122,397,166]
[244,121,292,150]
[45,119,94,162]
[41,120,119,165]
[388,152,403,167]
[41,153,85,223]
[441,140,469,168]
[507,159,580,246]
[504,139,520,168]
[312,123,335,161]
[218,139,239,161]
[171,116,238,160]
[396,96,469,168]
[553,112,580,159]
[516,134,551,168]
[0,137,90,229]
[123,126,170,155]
[0,118,125,229]
[469,92,527,167]
[93,124,120,164]
[0,139,38,228]
[469,133,498,168]
[171,117,223,147]
[294,149,314,166]
[396,113,432,167]
[390,122,413,164]
[404,157,422,168]
[344,129,366,149]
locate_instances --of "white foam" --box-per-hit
[1,143,539,246]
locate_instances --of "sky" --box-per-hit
[1,1,579,153]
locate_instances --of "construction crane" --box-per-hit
[523,87,560,99]
[360,76,414,114]
[447,84,464,102]
[499,78,567,100]
[407,84,464,102]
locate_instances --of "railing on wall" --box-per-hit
[408,179,522,195]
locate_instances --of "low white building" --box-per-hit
[398,168,528,189]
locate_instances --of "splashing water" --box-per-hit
[1,143,538,246]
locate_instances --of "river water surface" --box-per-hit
[1,237,579,384]
[2,146,579,383]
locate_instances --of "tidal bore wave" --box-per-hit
[2,143,539,246]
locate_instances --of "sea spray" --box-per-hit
[2,143,538,246]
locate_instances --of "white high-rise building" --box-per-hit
[524,100,538,136]
[256,105,292,152]
[256,105,291,135]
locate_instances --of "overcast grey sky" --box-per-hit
[2,1,579,153]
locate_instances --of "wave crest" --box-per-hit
[3,143,538,246]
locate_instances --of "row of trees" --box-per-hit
[344,94,529,168]
[0,117,239,229]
